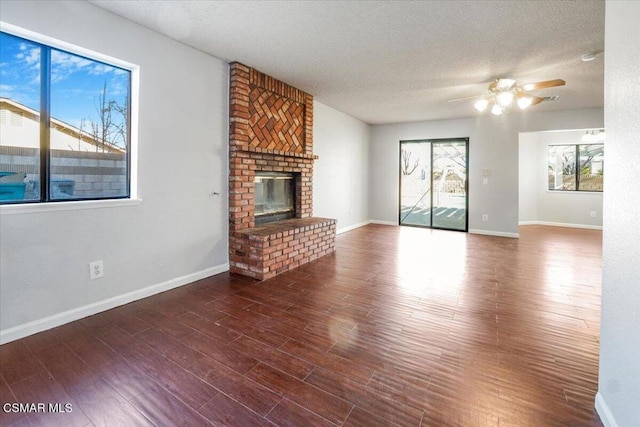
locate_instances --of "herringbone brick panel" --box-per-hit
[248,86,305,153]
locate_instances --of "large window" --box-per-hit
[548,143,604,192]
[0,29,131,204]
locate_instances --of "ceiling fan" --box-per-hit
[449,78,566,115]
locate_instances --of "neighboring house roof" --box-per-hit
[0,97,125,154]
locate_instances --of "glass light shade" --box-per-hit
[496,91,514,107]
[517,96,533,109]
[491,104,503,115]
[474,99,489,111]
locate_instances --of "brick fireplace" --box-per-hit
[228,63,336,280]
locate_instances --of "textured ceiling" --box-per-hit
[89,0,605,124]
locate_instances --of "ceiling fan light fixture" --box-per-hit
[474,98,489,112]
[517,96,533,110]
[496,91,514,107]
[453,77,565,116]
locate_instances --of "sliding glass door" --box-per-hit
[399,138,468,231]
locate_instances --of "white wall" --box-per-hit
[518,132,538,222]
[596,1,640,426]
[519,130,603,228]
[0,1,229,343]
[313,101,370,233]
[369,108,603,237]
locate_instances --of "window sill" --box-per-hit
[0,198,142,215]
[547,190,603,194]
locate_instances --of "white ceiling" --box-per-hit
[89,0,605,125]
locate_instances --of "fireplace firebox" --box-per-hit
[254,172,296,224]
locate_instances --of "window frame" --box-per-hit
[547,143,604,193]
[0,21,139,211]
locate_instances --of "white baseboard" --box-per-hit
[469,229,519,238]
[518,220,602,230]
[337,220,372,235]
[368,220,397,226]
[595,392,619,427]
[0,263,229,345]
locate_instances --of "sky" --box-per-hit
[0,31,130,147]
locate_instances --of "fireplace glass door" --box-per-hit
[254,172,296,224]
[399,138,468,231]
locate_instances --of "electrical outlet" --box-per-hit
[89,260,104,280]
[482,214,489,222]
[590,211,597,218]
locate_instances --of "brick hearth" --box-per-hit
[228,63,336,280]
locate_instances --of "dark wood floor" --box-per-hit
[0,224,603,426]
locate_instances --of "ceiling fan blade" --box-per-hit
[515,92,544,108]
[447,94,483,103]
[519,79,566,91]
[529,95,544,105]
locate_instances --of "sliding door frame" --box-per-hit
[398,137,469,232]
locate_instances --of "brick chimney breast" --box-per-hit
[228,62,335,280]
